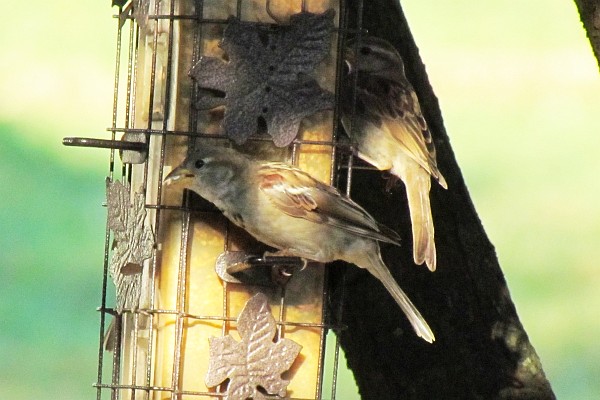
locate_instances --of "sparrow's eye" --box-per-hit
[360,46,372,55]
[194,159,205,169]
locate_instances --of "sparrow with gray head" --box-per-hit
[165,144,435,343]
[341,36,447,272]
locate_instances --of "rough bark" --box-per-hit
[574,0,600,71]
[327,1,556,398]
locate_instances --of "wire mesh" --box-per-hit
[95,1,369,399]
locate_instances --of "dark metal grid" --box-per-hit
[95,1,368,399]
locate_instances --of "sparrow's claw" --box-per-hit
[382,172,401,193]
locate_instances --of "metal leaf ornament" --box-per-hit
[106,179,154,313]
[205,293,302,399]
[116,0,150,30]
[190,10,335,147]
[131,0,150,30]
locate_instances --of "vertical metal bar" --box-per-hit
[344,31,358,400]
[346,0,363,198]
[143,0,163,396]
[188,1,203,137]
[221,281,229,337]
[120,19,141,203]
[109,7,124,181]
[130,26,141,137]
[165,6,183,398]
[331,266,348,400]
[345,0,364,196]
[222,219,230,339]
[97,218,113,400]
[162,0,176,128]
[141,0,162,192]
[339,2,362,397]
[236,0,243,19]
[111,315,123,400]
[331,268,348,400]
[217,283,229,398]
[155,0,176,201]
[326,2,354,398]
[124,18,135,139]
[315,270,328,400]
[291,142,299,166]
[124,16,140,400]
[277,286,286,340]
[330,330,341,400]
[218,216,231,396]
[330,2,347,186]
[128,311,139,400]
[325,8,345,391]
[345,152,354,197]
[100,7,125,400]
[171,198,191,400]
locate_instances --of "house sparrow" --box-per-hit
[341,36,447,272]
[165,144,434,343]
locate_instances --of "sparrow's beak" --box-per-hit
[164,166,195,185]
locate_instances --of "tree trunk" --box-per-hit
[328,1,557,398]
[573,0,600,70]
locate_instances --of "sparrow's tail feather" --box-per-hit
[436,170,448,190]
[403,168,436,271]
[363,250,435,343]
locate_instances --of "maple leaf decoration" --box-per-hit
[189,10,335,147]
[205,293,302,399]
[106,179,155,313]
[117,0,150,30]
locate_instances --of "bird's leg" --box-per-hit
[263,250,308,287]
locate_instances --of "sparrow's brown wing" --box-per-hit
[257,163,401,245]
[355,73,447,187]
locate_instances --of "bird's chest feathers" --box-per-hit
[356,123,395,171]
[213,187,251,228]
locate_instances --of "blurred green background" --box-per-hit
[1,1,598,399]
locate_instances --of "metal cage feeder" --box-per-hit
[65,0,375,399]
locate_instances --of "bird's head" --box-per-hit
[164,144,250,201]
[344,36,405,81]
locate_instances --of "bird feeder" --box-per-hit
[64,0,373,399]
